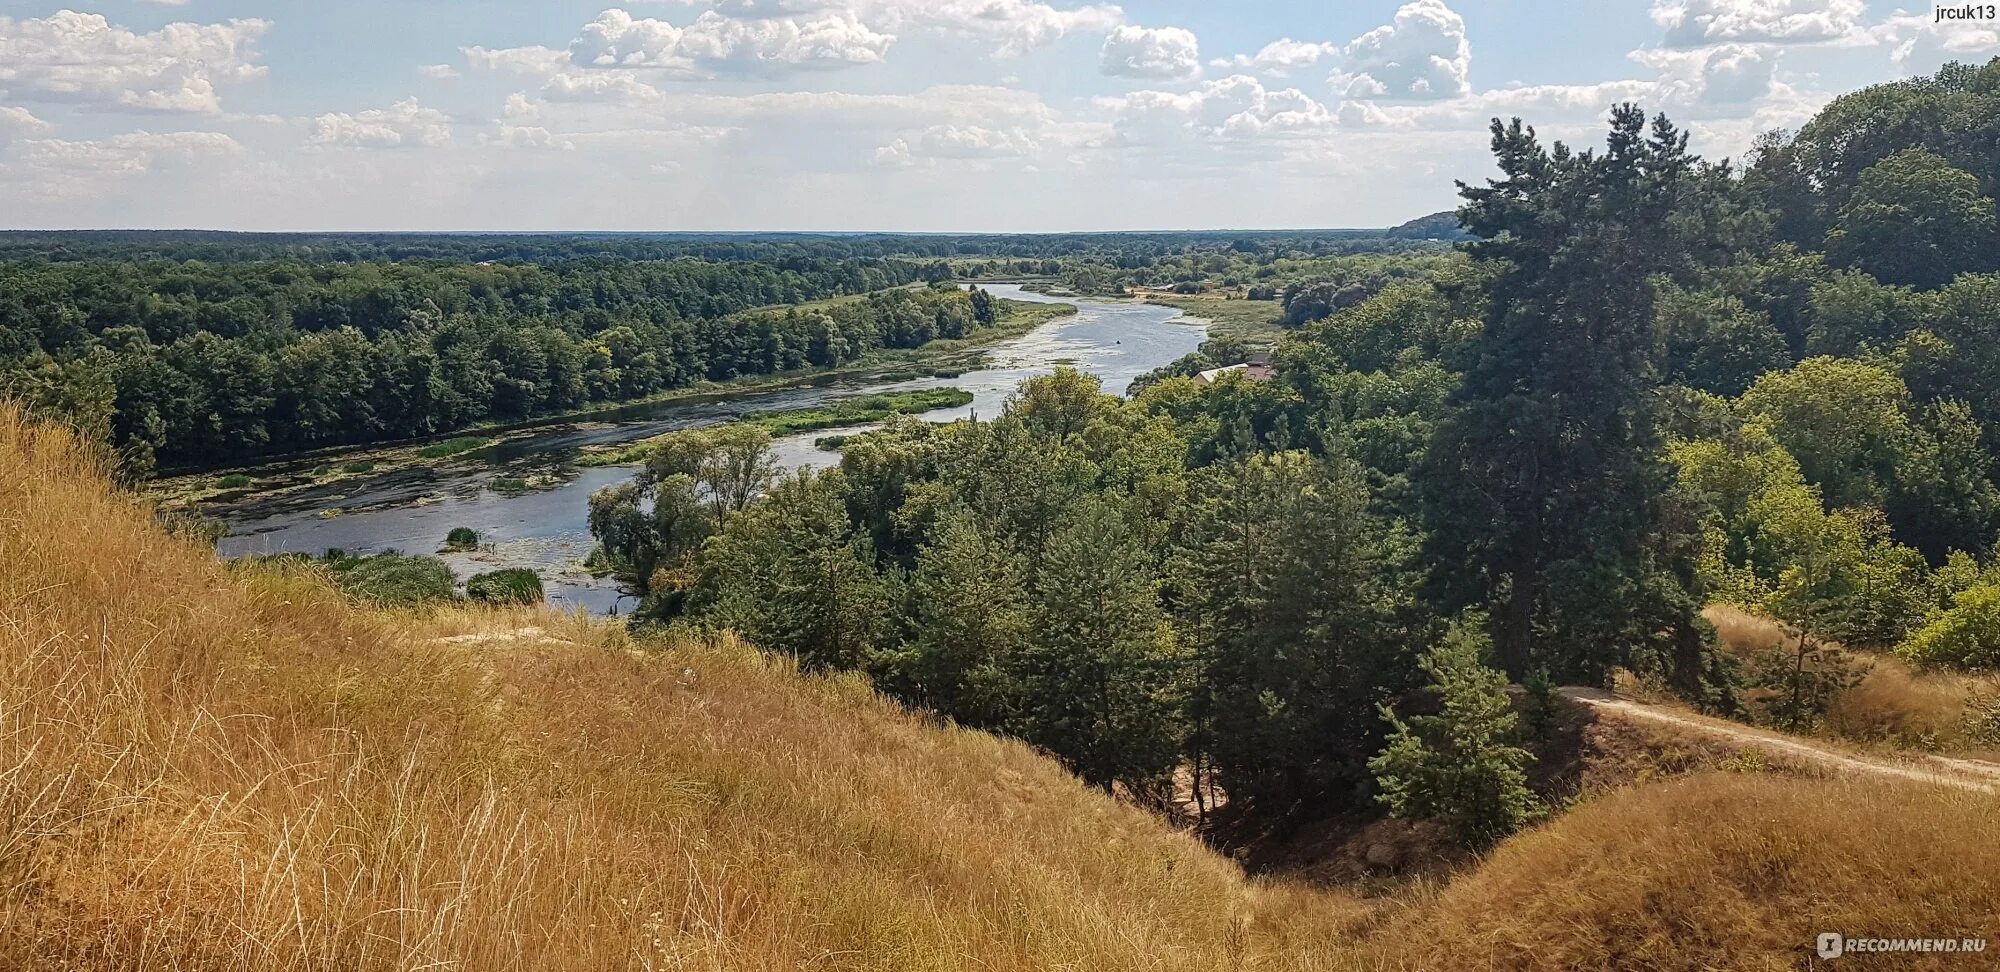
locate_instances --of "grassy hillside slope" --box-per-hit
[1381,773,2000,970]
[3,405,1997,971]
[0,408,1357,970]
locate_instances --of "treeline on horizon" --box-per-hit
[0,218,1456,472]
[0,221,1458,266]
[583,59,2000,843]
[0,255,1016,469]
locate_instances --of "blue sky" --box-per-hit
[0,0,1990,231]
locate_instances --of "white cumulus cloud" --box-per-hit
[1210,38,1339,74]
[1868,10,2000,74]
[464,45,575,76]
[310,99,453,149]
[469,7,895,88]
[1100,25,1200,80]
[1330,0,1471,101]
[1652,0,1867,48]
[0,11,270,114]
[582,8,893,72]
[1100,74,1333,145]
[631,0,1123,57]
[1629,43,1777,104]
[0,105,52,143]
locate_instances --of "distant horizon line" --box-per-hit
[0,223,1448,238]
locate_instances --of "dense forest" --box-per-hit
[0,224,1449,471]
[584,59,2000,840]
[0,257,1027,468]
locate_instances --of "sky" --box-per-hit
[0,0,1992,232]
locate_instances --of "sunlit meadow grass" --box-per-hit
[4,406,1995,971]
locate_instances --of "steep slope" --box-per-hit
[0,409,1361,971]
[1380,773,2000,971]
[5,405,1998,971]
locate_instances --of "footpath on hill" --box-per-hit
[1562,686,2000,794]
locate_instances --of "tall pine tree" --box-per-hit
[693,470,890,673]
[891,508,1032,730]
[1421,106,1727,692]
[1168,451,1421,817]
[1015,497,1183,794]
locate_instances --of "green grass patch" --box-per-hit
[416,437,493,460]
[467,568,545,605]
[741,388,974,437]
[1143,296,1284,341]
[214,474,252,490]
[340,461,377,475]
[324,552,457,606]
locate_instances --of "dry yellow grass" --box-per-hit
[0,408,1368,970]
[1825,660,2000,752]
[1705,605,2000,752]
[6,405,1999,971]
[1703,603,1791,656]
[1379,773,2000,971]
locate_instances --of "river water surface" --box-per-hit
[213,286,1206,614]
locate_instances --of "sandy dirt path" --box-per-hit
[1561,687,2000,794]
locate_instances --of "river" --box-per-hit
[212,285,1207,614]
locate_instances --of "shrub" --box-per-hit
[214,474,252,489]
[328,553,456,606]
[1741,638,1867,732]
[442,527,480,552]
[1899,583,2000,669]
[1370,622,1538,848]
[467,568,544,605]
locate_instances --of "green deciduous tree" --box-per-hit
[1742,357,1999,559]
[1740,356,1915,510]
[1899,584,2000,669]
[1657,283,1790,397]
[1825,149,1997,289]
